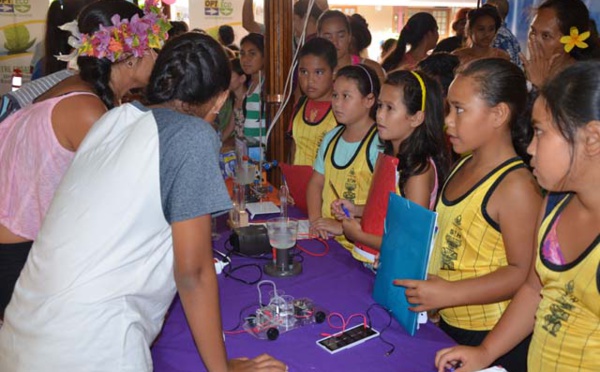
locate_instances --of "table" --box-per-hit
[151,214,455,372]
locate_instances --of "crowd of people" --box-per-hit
[0,0,599,371]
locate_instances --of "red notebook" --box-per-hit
[279,163,313,215]
[355,153,399,256]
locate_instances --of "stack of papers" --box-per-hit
[245,202,280,219]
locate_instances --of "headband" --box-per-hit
[56,0,171,64]
[410,71,426,112]
[356,64,374,94]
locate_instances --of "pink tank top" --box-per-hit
[0,91,97,240]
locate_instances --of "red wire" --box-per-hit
[321,312,367,337]
[296,237,329,257]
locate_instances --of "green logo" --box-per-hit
[14,0,30,13]
[220,0,233,16]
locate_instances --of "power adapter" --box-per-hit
[230,225,271,256]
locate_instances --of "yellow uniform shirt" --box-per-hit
[529,193,600,371]
[322,124,378,260]
[291,97,338,166]
[430,156,526,330]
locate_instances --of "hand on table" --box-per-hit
[228,353,288,372]
[309,217,342,239]
[435,345,493,372]
[393,275,452,312]
[330,199,355,220]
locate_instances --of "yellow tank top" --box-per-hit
[292,97,338,166]
[430,155,526,330]
[528,193,600,372]
[322,124,378,259]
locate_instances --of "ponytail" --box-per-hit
[78,56,115,109]
[381,32,407,72]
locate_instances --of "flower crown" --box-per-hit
[57,0,171,64]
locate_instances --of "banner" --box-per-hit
[0,0,46,94]
[189,0,262,45]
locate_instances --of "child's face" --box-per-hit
[332,76,373,125]
[319,18,351,61]
[376,84,420,146]
[298,55,334,101]
[445,75,497,154]
[240,42,264,76]
[469,16,497,49]
[527,97,572,190]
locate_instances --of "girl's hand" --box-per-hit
[520,38,560,89]
[342,218,363,242]
[331,199,355,220]
[228,354,288,371]
[435,345,493,372]
[393,275,452,312]
[310,217,343,238]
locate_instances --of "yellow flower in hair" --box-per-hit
[560,26,590,53]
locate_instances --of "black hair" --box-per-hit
[77,0,144,109]
[540,61,600,149]
[458,58,531,163]
[467,5,502,34]
[381,70,450,196]
[335,64,380,120]
[349,13,372,55]
[537,0,600,60]
[146,33,231,107]
[293,0,323,21]
[382,13,438,72]
[240,32,264,56]
[317,10,350,34]
[168,21,189,39]
[380,38,396,57]
[298,37,337,71]
[230,58,247,78]
[417,52,460,96]
[44,0,94,76]
[218,25,235,45]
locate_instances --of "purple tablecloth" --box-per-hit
[151,214,455,372]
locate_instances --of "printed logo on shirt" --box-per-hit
[343,168,357,202]
[542,280,578,337]
[441,216,462,270]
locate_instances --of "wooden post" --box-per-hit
[264,0,294,188]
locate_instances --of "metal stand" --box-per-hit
[264,246,302,277]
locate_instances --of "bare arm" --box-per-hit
[242,0,263,34]
[52,94,107,151]
[403,164,436,210]
[306,170,325,222]
[173,215,228,372]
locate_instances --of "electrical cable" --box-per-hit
[366,303,395,356]
[263,0,317,150]
[296,237,329,257]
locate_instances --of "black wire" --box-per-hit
[224,302,260,332]
[366,303,395,356]
[224,261,264,285]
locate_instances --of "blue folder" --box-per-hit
[372,193,438,336]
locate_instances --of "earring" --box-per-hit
[127,60,134,68]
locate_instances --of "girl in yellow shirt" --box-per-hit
[395,59,542,371]
[436,61,600,372]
